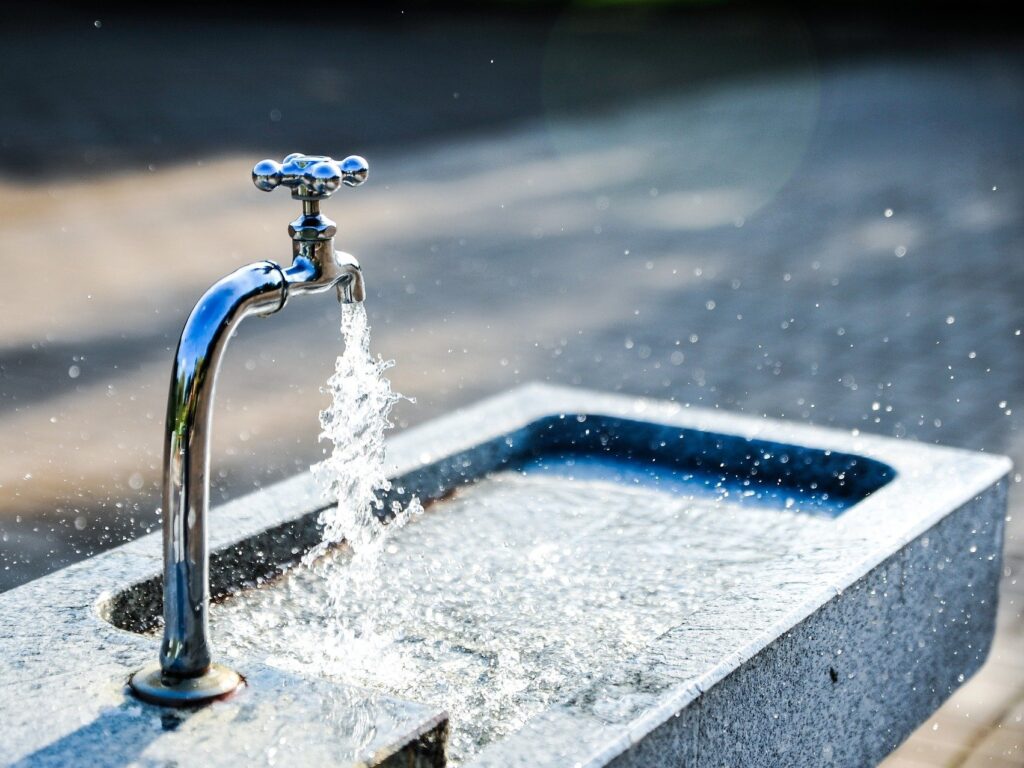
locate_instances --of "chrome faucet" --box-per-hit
[129,153,368,706]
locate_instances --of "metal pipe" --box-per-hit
[159,261,286,678]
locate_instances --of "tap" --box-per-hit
[129,153,368,706]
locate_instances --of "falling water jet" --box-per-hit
[309,302,422,577]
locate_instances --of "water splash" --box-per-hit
[308,302,421,570]
[215,462,848,764]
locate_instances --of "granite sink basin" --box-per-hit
[0,384,1009,767]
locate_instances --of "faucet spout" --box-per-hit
[282,246,365,304]
[129,152,369,706]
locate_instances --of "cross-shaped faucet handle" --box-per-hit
[252,153,369,200]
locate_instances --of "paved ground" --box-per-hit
[0,8,1020,765]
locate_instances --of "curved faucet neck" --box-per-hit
[159,261,287,678]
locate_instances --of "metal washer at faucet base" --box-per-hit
[129,662,244,707]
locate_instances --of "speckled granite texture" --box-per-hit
[0,384,1009,766]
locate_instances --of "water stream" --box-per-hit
[307,302,422,569]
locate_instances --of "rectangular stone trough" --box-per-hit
[0,384,1009,767]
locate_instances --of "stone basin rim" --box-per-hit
[91,382,1010,640]
[97,394,904,636]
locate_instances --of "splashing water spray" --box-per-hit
[309,303,422,593]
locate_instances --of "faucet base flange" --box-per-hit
[129,662,243,707]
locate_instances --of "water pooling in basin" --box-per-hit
[213,454,850,764]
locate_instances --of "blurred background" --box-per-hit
[1,2,1021,764]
